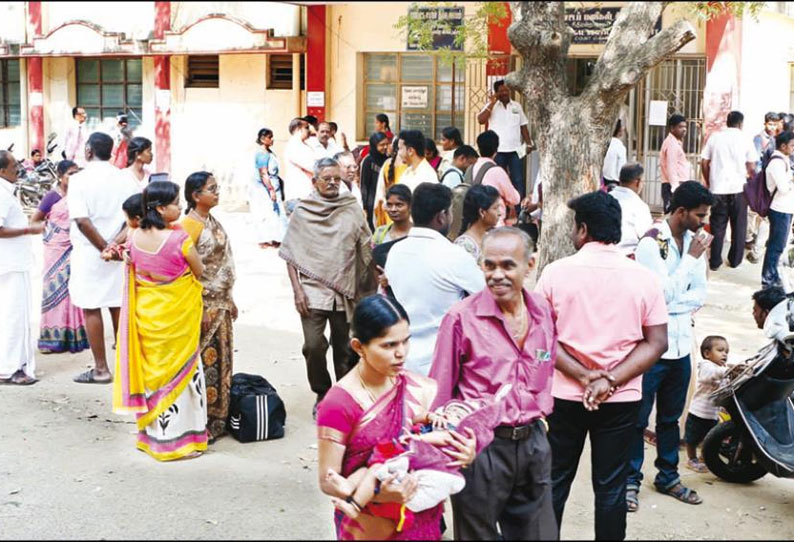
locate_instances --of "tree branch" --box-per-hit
[582,3,696,101]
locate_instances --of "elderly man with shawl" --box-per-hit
[280,157,377,418]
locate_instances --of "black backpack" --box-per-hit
[228,373,286,442]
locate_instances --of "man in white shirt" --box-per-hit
[397,130,439,190]
[610,163,654,255]
[700,111,757,270]
[476,79,534,201]
[334,150,363,208]
[311,122,342,159]
[0,150,42,385]
[284,117,316,213]
[602,120,628,190]
[385,182,486,375]
[761,131,794,289]
[62,106,89,167]
[69,133,139,384]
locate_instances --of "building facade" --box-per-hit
[0,2,793,209]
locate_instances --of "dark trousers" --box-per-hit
[709,192,748,270]
[495,151,526,200]
[661,183,673,214]
[299,309,354,401]
[549,398,640,541]
[451,420,557,540]
[762,209,793,288]
[627,355,691,492]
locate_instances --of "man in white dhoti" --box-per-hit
[0,150,42,385]
[68,133,139,384]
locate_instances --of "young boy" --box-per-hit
[685,335,730,472]
[101,193,143,261]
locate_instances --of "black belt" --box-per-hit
[494,422,535,441]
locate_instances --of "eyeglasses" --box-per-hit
[317,176,341,184]
[201,185,219,194]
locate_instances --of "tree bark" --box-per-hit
[505,2,696,273]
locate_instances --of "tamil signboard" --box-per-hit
[564,7,661,44]
[406,5,464,51]
[401,86,429,109]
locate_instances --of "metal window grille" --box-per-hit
[268,54,305,91]
[0,60,21,128]
[186,55,219,88]
[76,58,143,128]
[363,53,464,141]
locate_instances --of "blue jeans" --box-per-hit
[495,151,526,200]
[762,209,792,288]
[626,355,691,492]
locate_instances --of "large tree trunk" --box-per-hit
[505,2,695,272]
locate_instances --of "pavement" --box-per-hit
[1,210,793,540]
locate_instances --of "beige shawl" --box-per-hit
[279,191,376,320]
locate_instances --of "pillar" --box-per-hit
[27,1,44,155]
[306,5,326,121]
[702,12,742,144]
[486,3,512,80]
[154,1,171,173]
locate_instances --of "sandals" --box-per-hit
[686,458,709,473]
[73,368,112,384]
[658,483,702,505]
[0,371,38,386]
[626,487,639,513]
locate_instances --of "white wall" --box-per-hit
[740,9,794,134]
[171,2,300,37]
[44,2,155,39]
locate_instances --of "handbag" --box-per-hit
[228,373,287,442]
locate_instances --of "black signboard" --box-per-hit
[407,6,464,51]
[565,7,661,44]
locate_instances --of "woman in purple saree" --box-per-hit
[316,295,476,541]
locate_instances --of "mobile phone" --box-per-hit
[148,172,169,183]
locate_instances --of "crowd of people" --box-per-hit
[1,77,793,540]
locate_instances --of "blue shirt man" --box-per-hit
[625,181,714,510]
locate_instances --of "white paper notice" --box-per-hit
[307,91,325,107]
[401,86,429,109]
[649,100,668,126]
[156,89,171,110]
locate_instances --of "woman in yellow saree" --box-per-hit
[113,181,209,461]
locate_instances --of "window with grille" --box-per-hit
[76,58,143,128]
[363,53,464,140]
[0,60,21,128]
[186,55,219,88]
[268,54,305,90]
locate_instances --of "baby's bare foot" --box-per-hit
[331,497,361,518]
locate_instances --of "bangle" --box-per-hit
[345,494,363,513]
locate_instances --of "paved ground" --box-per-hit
[1,210,793,539]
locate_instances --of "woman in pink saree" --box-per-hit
[316,295,477,540]
[29,160,89,353]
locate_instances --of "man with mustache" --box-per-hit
[429,227,558,540]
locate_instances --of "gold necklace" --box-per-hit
[189,209,208,223]
[357,365,393,405]
[506,300,528,340]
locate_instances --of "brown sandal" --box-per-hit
[659,483,702,505]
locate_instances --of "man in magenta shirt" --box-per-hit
[534,191,668,541]
[430,227,557,540]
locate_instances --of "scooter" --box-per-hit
[13,133,59,210]
[702,298,794,483]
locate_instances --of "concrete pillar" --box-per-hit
[306,5,326,121]
[27,1,44,154]
[702,12,742,145]
[154,1,171,173]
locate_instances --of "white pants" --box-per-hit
[0,271,36,378]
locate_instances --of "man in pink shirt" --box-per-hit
[535,191,668,541]
[473,130,521,225]
[430,227,558,540]
[659,114,691,214]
